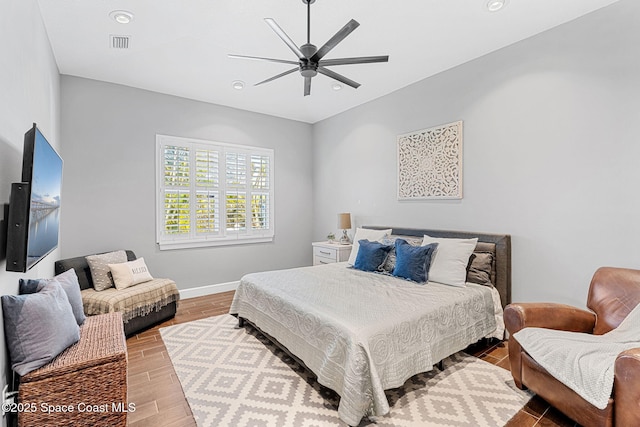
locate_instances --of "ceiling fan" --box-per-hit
[229,0,389,96]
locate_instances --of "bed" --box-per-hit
[229,227,511,426]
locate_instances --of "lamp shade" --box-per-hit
[337,213,352,230]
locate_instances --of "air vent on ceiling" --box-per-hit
[110,35,130,49]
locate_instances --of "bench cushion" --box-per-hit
[81,278,179,323]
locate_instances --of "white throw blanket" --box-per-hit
[513,303,640,409]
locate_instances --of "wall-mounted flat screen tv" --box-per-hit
[6,124,63,272]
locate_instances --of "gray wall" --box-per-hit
[0,0,60,423]
[60,77,314,289]
[312,0,640,308]
[1,0,638,415]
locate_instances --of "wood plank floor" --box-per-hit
[126,291,580,427]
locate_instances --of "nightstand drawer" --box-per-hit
[313,246,338,261]
[312,242,352,266]
[313,256,334,266]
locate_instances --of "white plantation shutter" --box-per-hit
[156,135,274,249]
[225,191,246,231]
[251,155,269,189]
[162,145,191,235]
[195,148,219,234]
[250,154,270,231]
[164,145,190,186]
[164,190,190,234]
[226,152,247,188]
[225,152,247,233]
[251,193,269,230]
[195,191,219,233]
[195,149,219,187]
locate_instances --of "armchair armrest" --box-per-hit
[504,302,596,335]
[614,347,640,427]
[504,303,596,390]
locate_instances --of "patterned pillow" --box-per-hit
[381,236,423,273]
[85,250,128,291]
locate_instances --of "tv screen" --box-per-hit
[5,124,63,272]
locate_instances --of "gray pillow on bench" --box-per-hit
[85,250,128,291]
[2,281,80,376]
[19,268,86,326]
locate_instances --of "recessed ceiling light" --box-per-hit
[109,10,134,24]
[232,80,245,90]
[486,0,507,12]
[331,83,343,91]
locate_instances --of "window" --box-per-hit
[156,135,274,250]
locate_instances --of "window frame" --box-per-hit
[156,134,274,250]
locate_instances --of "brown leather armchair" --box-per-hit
[504,267,640,427]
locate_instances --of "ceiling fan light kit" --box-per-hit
[229,0,389,96]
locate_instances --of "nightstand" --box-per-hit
[312,241,352,265]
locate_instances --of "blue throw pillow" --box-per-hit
[393,239,438,283]
[354,239,393,272]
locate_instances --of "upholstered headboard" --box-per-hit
[364,226,512,308]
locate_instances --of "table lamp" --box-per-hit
[337,213,352,244]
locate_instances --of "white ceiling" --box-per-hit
[37,0,619,124]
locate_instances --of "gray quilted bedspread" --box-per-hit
[229,262,498,426]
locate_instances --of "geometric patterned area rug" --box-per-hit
[160,314,532,427]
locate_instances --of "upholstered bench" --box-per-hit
[18,312,127,427]
[55,250,180,336]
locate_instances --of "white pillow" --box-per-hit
[347,228,392,265]
[108,257,154,290]
[421,235,478,287]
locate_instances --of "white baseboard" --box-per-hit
[179,281,239,300]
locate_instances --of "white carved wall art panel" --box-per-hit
[397,120,463,200]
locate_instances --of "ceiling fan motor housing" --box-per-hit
[300,43,318,76]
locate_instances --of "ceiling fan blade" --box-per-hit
[317,67,360,89]
[255,67,298,86]
[304,76,312,96]
[228,54,299,66]
[264,18,305,60]
[311,19,360,62]
[319,55,389,66]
